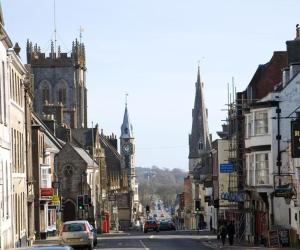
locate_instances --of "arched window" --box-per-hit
[42,86,50,103]
[58,87,66,104]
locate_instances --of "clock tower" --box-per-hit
[120,100,136,190]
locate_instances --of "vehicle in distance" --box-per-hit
[59,220,94,249]
[159,220,176,231]
[144,220,159,233]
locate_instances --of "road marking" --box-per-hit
[139,240,150,250]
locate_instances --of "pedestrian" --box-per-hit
[219,222,227,246]
[227,221,235,245]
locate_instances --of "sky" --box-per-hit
[3,0,300,171]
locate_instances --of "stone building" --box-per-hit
[185,66,211,230]
[120,102,139,228]
[57,141,98,227]
[8,44,29,247]
[32,114,62,239]
[0,5,13,248]
[26,39,87,129]
[71,125,106,231]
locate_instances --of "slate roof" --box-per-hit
[71,144,98,167]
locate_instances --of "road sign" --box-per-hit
[220,163,234,173]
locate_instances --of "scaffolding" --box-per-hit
[223,80,246,242]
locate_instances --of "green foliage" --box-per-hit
[136,166,187,206]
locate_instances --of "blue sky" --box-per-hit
[3,0,299,170]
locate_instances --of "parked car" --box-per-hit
[144,220,159,233]
[59,220,94,250]
[159,220,176,231]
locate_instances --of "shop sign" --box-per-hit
[274,184,294,197]
[220,163,234,173]
[41,188,54,197]
[291,120,300,158]
[51,195,60,205]
[221,192,246,202]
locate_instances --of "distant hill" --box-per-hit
[136,166,187,207]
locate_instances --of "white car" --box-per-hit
[59,220,94,250]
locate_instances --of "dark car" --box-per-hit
[144,220,159,233]
[159,220,176,231]
[159,220,170,231]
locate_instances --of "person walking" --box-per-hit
[227,221,235,245]
[219,222,227,246]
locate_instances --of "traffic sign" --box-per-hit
[220,163,234,173]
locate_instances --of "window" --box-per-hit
[41,167,51,188]
[42,86,50,103]
[255,153,269,185]
[247,155,254,186]
[246,115,252,138]
[254,112,268,135]
[58,87,66,104]
[2,62,6,124]
[63,165,73,177]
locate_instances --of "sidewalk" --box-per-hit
[201,237,299,250]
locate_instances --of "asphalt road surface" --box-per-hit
[98,231,214,250]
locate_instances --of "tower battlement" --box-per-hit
[26,39,86,69]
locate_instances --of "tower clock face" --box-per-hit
[122,143,132,155]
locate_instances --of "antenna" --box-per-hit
[53,0,57,54]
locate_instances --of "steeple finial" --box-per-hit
[125,93,128,107]
[197,61,201,83]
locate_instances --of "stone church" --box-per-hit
[26,39,87,129]
[185,66,212,230]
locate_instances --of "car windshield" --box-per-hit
[63,223,85,232]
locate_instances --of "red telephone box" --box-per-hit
[102,212,110,233]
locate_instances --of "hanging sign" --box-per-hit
[291,120,300,158]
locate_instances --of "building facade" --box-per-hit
[27,40,87,129]
[0,8,13,249]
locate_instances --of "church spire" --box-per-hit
[121,94,133,139]
[189,66,211,160]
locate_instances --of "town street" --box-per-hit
[98,231,214,250]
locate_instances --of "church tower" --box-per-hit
[120,100,135,187]
[27,39,87,129]
[188,66,211,173]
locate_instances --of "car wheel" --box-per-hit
[144,230,147,233]
[156,229,159,232]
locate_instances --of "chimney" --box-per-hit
[286,25,300,65]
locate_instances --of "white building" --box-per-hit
[0,7,14,249]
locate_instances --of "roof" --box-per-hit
[121,105,134,139]
[71,144,98,167]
